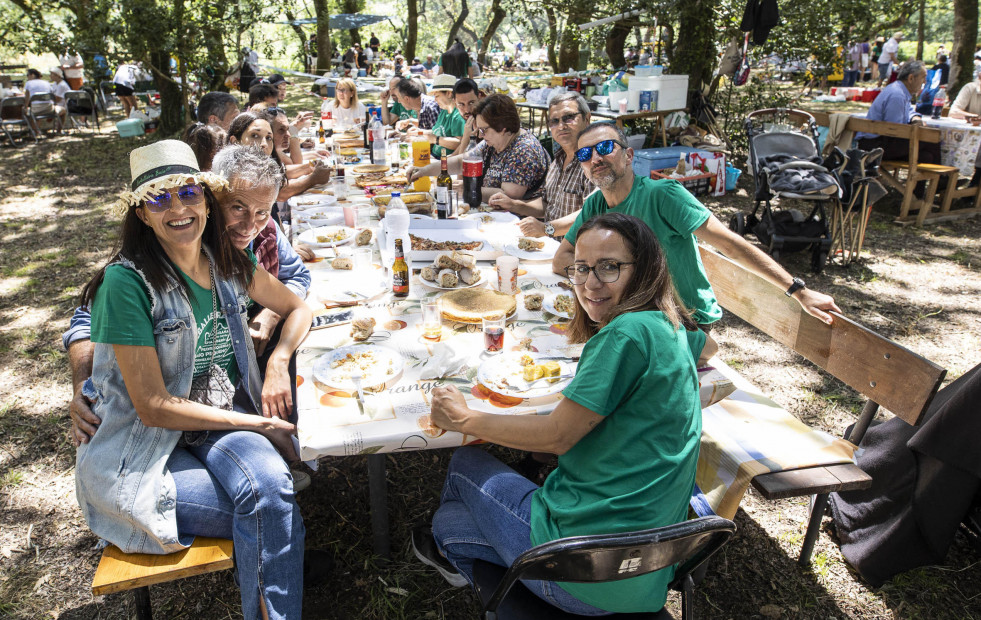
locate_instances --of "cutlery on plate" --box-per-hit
[350,369,367,415]
[510,373,576,392]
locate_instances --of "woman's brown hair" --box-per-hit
[472,93,521,134]
[565,212,696,343]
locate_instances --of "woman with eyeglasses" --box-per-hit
[73,140,312,619]
[329,77,366,130]
[408,93,550,203]
[414,212,716,616]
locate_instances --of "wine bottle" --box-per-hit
[392,238,409,298]
[435,155,451,219]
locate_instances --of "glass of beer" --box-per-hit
[421,298,443,341]
[482,311,506,354]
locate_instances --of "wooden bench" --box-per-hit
[811,110,981,226]
[92,537,234,619]
[699,246,946,565]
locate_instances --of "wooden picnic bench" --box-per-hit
[699,246,946,565]
[811,110,981,226]
[91,536,234,619]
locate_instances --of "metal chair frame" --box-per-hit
[0,95,37,145]
[26,92,63,136]
[65,88,101,133]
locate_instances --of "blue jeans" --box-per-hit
[432,447,611,616]
[168,430,304,620]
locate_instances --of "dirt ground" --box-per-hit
[1,85,979,619]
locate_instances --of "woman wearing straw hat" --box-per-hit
[413,73,466,158]
[74,140,312,619]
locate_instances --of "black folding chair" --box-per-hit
[471,516,736,620]
[65,88,100,133]
[27,92,63,136]
[0,95,36,145]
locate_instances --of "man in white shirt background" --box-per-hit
[877,32,903,87]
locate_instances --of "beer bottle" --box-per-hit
[318,120,325,144]
[392,238,409,298]
[435,156,452,219]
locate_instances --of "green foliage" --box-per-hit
[716,75,795,152]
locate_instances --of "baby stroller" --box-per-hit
[732,108,839,272]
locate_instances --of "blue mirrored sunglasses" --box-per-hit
[144,183,205,212]
[575,139,627,163]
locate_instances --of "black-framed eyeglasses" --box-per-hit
[144,183,205,213]
[575,139,627,162]
[565,260,635,285]
[547,112,581,128]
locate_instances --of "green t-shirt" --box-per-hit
[529,312,704,613]
[91,253,257,385]
[389,101,417,121]
[430,107,465,158]
[565,176,722,325]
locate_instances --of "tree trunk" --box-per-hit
[916,0,925,60]
[545,6,559,72]
[313,0,332,73]
[477,0,506,67]
[446,0,469,51]
[343,0,363,45]
[673,0,715,92]
[605,22,631,70]
[950,0,978,94]
[284,7,311,70]
[150,49,183,135]
[406,0,418,60]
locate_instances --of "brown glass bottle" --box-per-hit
[392,238,409,298]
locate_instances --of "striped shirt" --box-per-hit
[543,148,595,221]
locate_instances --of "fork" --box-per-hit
[350,369,367,415]
[510,373,576,392]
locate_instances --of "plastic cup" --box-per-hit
[618,99,628,114]
[420,299,442,341]
[356,205,371,228]
[343,204,357,227]
[495,256,519,295]
[353,247,373,271]
[482,312,505,354]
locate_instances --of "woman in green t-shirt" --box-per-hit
[74,140,313,618]
[414,213,716,615]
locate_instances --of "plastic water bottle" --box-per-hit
[932,87,947,119]
[385,192,411,260]
[372,120,387,166]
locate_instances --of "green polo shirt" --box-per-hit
[430,107,465,158]
[389,101,416,121]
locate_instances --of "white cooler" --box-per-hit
[650,75,689,111]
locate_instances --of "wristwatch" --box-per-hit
[785,277,806,297]
[544,222,555,237]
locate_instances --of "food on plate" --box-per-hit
[350,318,376,342]
[373,192,430,205]
[334,138,364,149]
[542,361,562,382]
[353,163,390,174]
[441,288,516,323]
[458,267,480,285]
[355,173,408,189]
[316,228,350,243]
[355,229,372,246]
[451,250,476,269]
[329,349,392,377]
[518,337,534,351]
[522,364,545,382]
[518,237,545,252]
[524,292,544,311]
[435,251,462,270]
[554,294,575,316]
[477,214,494,223]
[332,256,353,270]
[437,269,458,288]
[336,147,359,157]
[409,234,482,252]
[420,265,438,282]
[519,354,535,367]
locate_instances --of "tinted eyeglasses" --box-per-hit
[575,139,627,162]
[565,260,635,285]
[547,112,581,128]
[144,183,205,213]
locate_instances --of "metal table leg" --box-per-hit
[367,453,391,558]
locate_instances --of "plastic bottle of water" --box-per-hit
[372,120,387,166]
[385,192,411,260]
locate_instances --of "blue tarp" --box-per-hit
[278,14,388,30]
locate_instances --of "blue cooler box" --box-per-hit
[116,118,145,138]
[632,146,711,178]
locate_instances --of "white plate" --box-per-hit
[298,225,357,247]
[477,353,574,399]
[542,293,575,320]
[464,211,519,225]
[313,345,404,391]
[289,194,337,209]
[503,237,560,260]
[420,268,487,291]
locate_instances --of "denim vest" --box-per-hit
[75,247,263,554]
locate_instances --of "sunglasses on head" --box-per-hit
[575,139,627,163]
[144,183,205,212]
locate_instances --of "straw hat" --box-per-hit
[431,73,458,91]
[115,140,227,214]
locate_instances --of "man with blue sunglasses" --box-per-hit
[552,122,841,327]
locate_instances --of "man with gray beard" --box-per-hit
[552,122,841,329]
